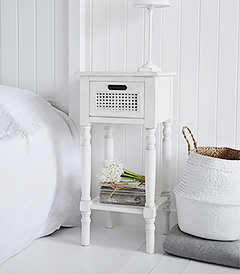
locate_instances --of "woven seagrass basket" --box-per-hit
[174,126,240,241]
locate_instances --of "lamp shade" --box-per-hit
[133,0,171,8]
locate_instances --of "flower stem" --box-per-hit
[121,175,142,182]
[121,169,144,182]
[123,168,141,177]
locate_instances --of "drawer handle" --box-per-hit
[107,84,127,91]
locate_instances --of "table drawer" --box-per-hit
[89,81,144,118]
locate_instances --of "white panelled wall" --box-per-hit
[1,0,240,226]
[0,0,68,112]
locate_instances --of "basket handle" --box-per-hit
[182,126,198,152]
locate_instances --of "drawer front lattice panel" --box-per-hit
[95,92,139,112]
[90,81,144,118]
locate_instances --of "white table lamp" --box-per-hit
[133,0,171,72]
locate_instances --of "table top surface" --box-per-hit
[75,71,176,77]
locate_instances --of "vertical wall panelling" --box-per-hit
[1,0,69,109]
[109,0,126,71]
[86,0,92,71]
[217,0,239,147]
[79,0,86,72]
[214,0,221,147]
[0,0,1,84]
[36,0,54,99]
[197,0,219,147]
[68,0,82,122]
[33,0,37,93]
[124,0,128,72]
[1,0,18,86]
[176,0,182,183]
[112,124,125,166]
[126,0,143,71]
[178,0,200,176]
[54,0,68,113]
[19,0,34,92]
[151,6,162,69]
[122,125,127,168]
[236,0,240,148]
[92,0,109,71]
[124,125,143,176]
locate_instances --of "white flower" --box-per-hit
[97,159,123,183]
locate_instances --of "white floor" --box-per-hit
[0,223,239,274]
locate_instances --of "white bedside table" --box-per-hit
[75,71,174,254]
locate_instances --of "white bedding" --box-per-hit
[0,85,81,264]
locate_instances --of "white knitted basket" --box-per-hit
[174,127,240,241]
[174,191,240,241]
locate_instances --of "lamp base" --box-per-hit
[138,61,162,72]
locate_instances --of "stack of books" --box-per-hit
[99,180,145,206]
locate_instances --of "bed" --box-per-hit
[0,85,81,264]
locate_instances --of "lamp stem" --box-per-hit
[138,6,161,72]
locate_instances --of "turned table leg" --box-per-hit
[80,125,92,246]
[162,121,172,235]
[144,128,157,254]
[104,124,114,229]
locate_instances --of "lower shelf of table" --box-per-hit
[91,195,168,215]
